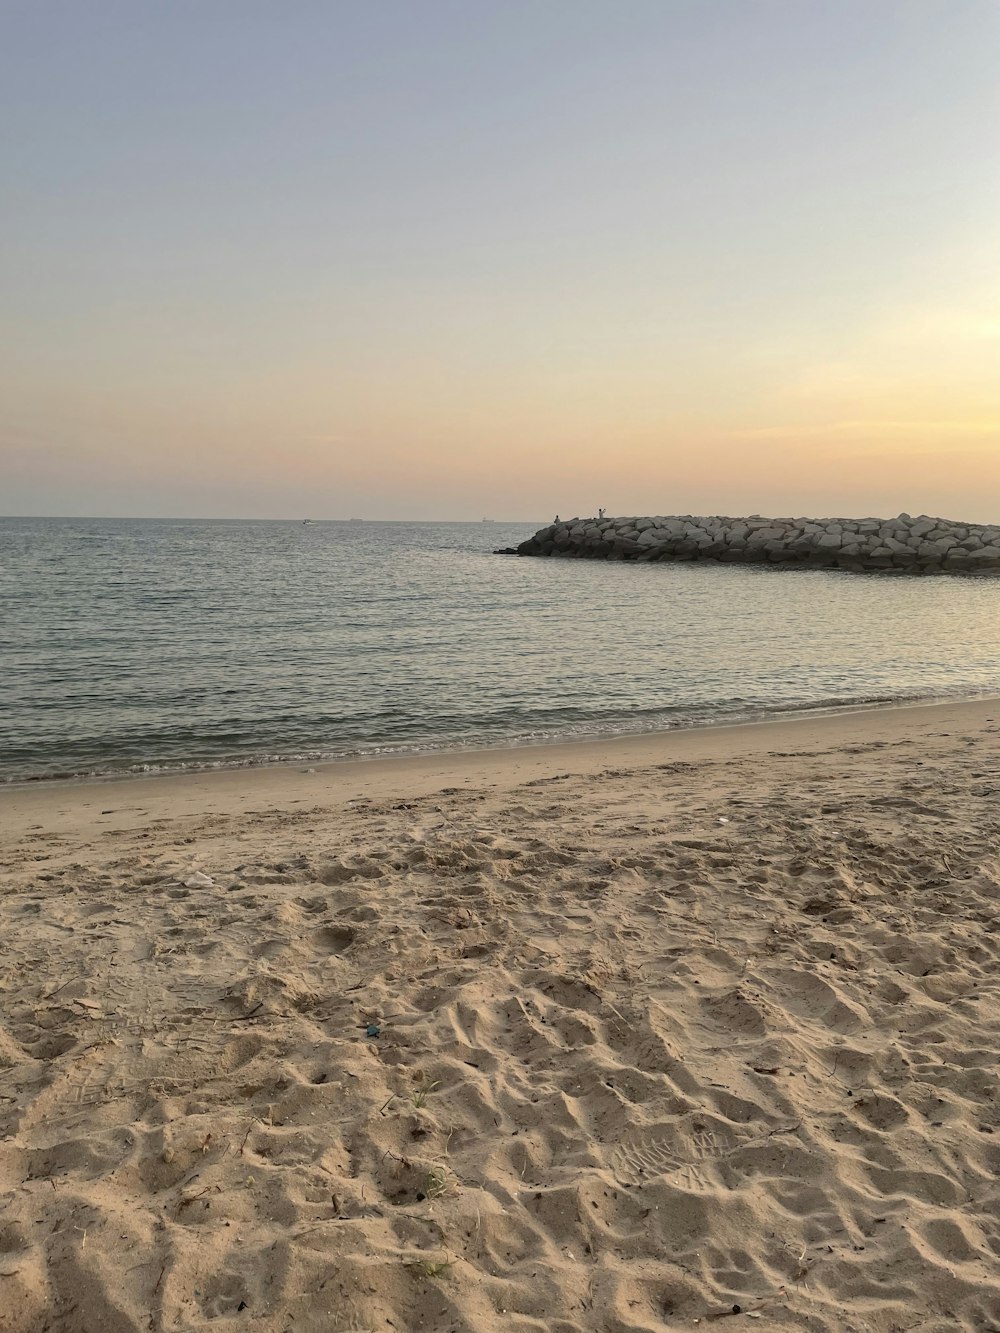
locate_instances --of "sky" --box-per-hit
[3,0,1000,522]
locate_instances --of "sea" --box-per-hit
[2,516,999,783]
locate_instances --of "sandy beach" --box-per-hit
[2,698,1000,1332]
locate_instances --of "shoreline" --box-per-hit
[0,687,973,791]
[5,687,999,795]
[4,691,998,840]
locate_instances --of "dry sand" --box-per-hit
[2,699,1000,1333]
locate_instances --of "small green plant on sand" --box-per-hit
[422,1165,455,1200]
[411,1080,439,1109]
[405,1256,453,1279]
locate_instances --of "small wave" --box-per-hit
[5,685,997,786]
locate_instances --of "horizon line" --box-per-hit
[0,514,545,525]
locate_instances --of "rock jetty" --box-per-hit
[508,514,1000,574]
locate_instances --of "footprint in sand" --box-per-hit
[312,923,356,954]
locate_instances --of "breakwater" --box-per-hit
[507,513,1000,574]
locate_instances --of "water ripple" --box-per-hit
[1,516,999,781]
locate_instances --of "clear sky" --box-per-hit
[3,0,1000,521]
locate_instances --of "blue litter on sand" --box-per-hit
[366,1024,381,1038]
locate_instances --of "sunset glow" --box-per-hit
[4,1,1000,520]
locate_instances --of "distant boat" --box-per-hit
[482,518,495,523]
[302,519,313,525]
[348,517,363,523]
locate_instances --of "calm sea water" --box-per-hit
[2,516,1000,783]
